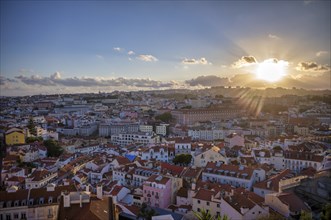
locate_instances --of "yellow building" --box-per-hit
[5,128,25,145]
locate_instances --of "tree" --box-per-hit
[299,211,312,220]
[193,208,229,220]
[321,203,331,220]
[173,154,192,166]
[27,117,37,136]
[155,112,172,123]
[0,137,6,189]
[26,136,43,143]
[137,203,158,220]
[43,139,63,157]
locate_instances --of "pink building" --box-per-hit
[143,175,172,208]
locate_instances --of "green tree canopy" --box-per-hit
[26,136,43,143]
[43,139,63,157]
[193,208,229,220]
[155,112,172,123]
[27,117,37,136]
[137,203,158,220]
[321,203,331,220]
[173,154,192,166]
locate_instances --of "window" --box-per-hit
[217,204,220,208]
[6,214,11,220]
[13,214,18,219]
[207,202,210,206]
[197,208,201,212]
[197,200,200,204]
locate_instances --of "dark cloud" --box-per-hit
[232,56,258,68]
[0,76,18,85]
[14,73,177,89]
[296,62,330,72]
[181,57,210,65]
[15,75,55,86]
[185,75,229,87]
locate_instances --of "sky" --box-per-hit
[0,0,330,96]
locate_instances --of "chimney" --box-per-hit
[79,193,83,208]
[267,181,271,189]
[97,184,103,200]
[191,182,196,191]
[63,191,70,207]
[47,183,55,192]
[86,184,90,192]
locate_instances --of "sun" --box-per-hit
[256,58,288,82]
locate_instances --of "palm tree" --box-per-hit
[193,208,229,220]
[137,203,158,220]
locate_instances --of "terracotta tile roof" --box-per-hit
[115,156,131,166]
[58,196,110,220]
[223,193,256,214]
[160,162,185,176]
[277,192,310,212]
[253,169,292,191]
[109,185,124,196]
[5,176,25,183]
[28,169,56,181]
[122,204,140,216]
[181,167,203,179]
[193,188,217,201]
[204,162,254,179]
[145,175,170,185]
[299,167,317,177]
[196,180,233,193]
[284,150,324,162]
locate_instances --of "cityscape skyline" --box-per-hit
[1,0,330,96]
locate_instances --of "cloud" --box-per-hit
[14,72,177,89]
[113,47,122,52]
[137,54,158,62]
[128,51,135,55]
[232,56,258,68]
[185,75,229,87]
[96,54,104,60]
[15,75,56,86]
[316,51,328,57]
[303,0,313,5]
[0,76,18,85]
[295,61,330,72]
[268,34,280,40]
[181,57,211,65]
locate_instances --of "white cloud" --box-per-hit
[128,50,135,55]
[137,54,158,62]
[96,54,104,59]
[181,57,211,65]
[316,51,328,57]
[113,47,122,52]
[268,34,281,40]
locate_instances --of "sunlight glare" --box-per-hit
[256,59,288,82]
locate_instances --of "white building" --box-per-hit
[25,169,58,189]
[201,162,265,190]
[141,146,169,162]
[111,132,160,146]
